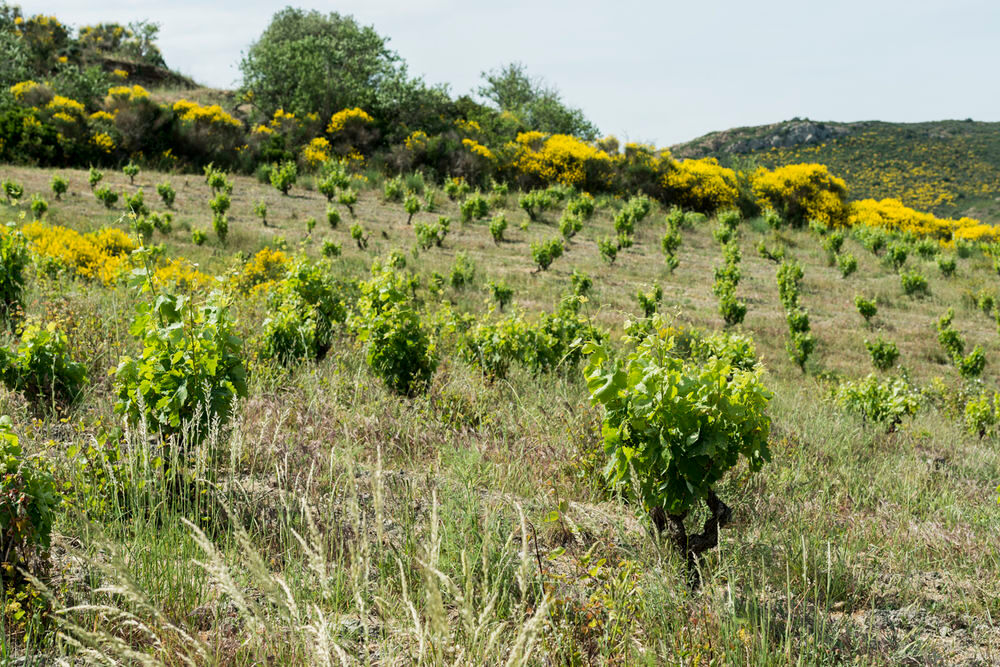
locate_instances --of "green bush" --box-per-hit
[566,194,595,220]
[29,194,47,220]
[114,292,248,444]
[122,161,140,185]
[383,175,404,202]
[964,392,1000,438]
[87,167,103,190]
[519,189,555,221]
[865,336,899,371]
[403,192,421,224]
[460,192,489,223]
[835,374,920,429]
[855,294,877,324]
[597,237,617,265]
[254,199,268,226]
[270,161,298,195]
[2,180,23,205]
[571,269,592,296]
[886,241,908,271]
[487,279,513,310]
[350,223,368,249]
[936,308,985,379]
[259,293,318,367]
[584,315,771,561]
[192,229,207,246]
[488,214,507,244]
[415,217,448,250]
[661,222,681,272]
[322,240,342,258]
[94,186,118,209]
[449,251,476,289]
[937,254,956,277]
[213,213,229,243]
[900,269,928,296]
[0,322,88,406]
[531,238,564,272]
[209,191,231,218]
[156,181,176,208]
[0,229,29,325]
[558,212,582,241]
[0,416,60,576]
[204,165,233,195]
[50,174,68,200]
[338,187,358,216]
[836,252,857,278]
[350,266,437,395]
[635,284,662,317]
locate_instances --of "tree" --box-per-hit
[477,62,599,140]
[239,8,402,121]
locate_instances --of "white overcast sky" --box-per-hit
[14,0,1000,145]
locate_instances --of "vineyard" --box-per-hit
[0,5,999,666]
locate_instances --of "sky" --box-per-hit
[15,0,1000,146]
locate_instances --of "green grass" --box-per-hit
[0,162,998,663]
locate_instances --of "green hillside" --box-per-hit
[672,119,1000,223]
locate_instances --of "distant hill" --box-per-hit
[671,119,1000,223]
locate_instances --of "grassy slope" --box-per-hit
[0,163,998,664]
[672,120,1000,224]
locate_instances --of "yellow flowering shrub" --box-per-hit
[91,132,115,153]
[173,100,242,128]
[404,130,428,151]
[20,222,135,284]
[455,118,482,135]
[9,80,40,101]
[506,132,614,191]
[462,138,494,161]
[112,69,128,79]
[88,110,115,123]
[752,164,848,227]
[326,107,373,135]
[848,198,1000,242]
[235,248,290,291]
[106,85,150,103]
[301,136,332,168]
[661,158,738,213]
[154,258,215,292]
[46,96,85,114]
[252,123,274,135]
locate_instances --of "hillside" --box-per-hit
[0,162,997,663]
[672,119,1000,223]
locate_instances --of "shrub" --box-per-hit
[350,266,437,395]
[2,180,23,205]
[29,194,48,220]
[776,260,804,310]
[156,181,176,208]
[259,294,318,367]
[383,175,404,202]
[489,214,508,244]
[404,192,421,224]
[865,336,899,371]
[415,217,449,250]
[350,223,368,249]
[900,270,928,296]
[209,191,231,217]
[531,238,564,272]
[305,216,316,235]
[937,254,956,277]
[937,308,986,379]
[964,392,1000,438]
[191,229,207,246]
[254,199,268,226]
[449,251,476,289]
[94,186,118,209]
[635,284,662,317]
[444,177,471,201]
[270,160,298,195]
[661,222,681,272]
[204,166,233,195]
[322,240,342,258]
[855,295,877,324]
[150,212,172,235]
[87,167,103,189]
[821,230,845,257]
[0,322,88,406]
[597,237,617,265]
[835,252,857,278]
[326,205,341,229]
[338,187,358,217]
[571,269,592,296]
[460,192,489,223]
[835,374,920,429]
[757,240,785,263]
[914,238,939,259]
[886,241,908,271]
[50,175,68,200]
[0,230,29,325]
[519,189,555,221]
[559,212,582,241]
[213,214,229,243]
[123,189,149,218]
[583,316,771,568]
[488,279,514,310]
[122,161,139,185]
[566,194,595,220]
[717,286,747,327]
[0,417,60,578]
[132,215,154,243]
[752,163,849,227]
[114,292,248,444]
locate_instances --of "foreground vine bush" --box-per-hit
[114,288,248,444]
[584,316,771,580]
[835,374,921,430]
[350,265,437,395]
[0,322,88,406]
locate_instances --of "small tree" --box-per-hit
[51,175,68,200]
